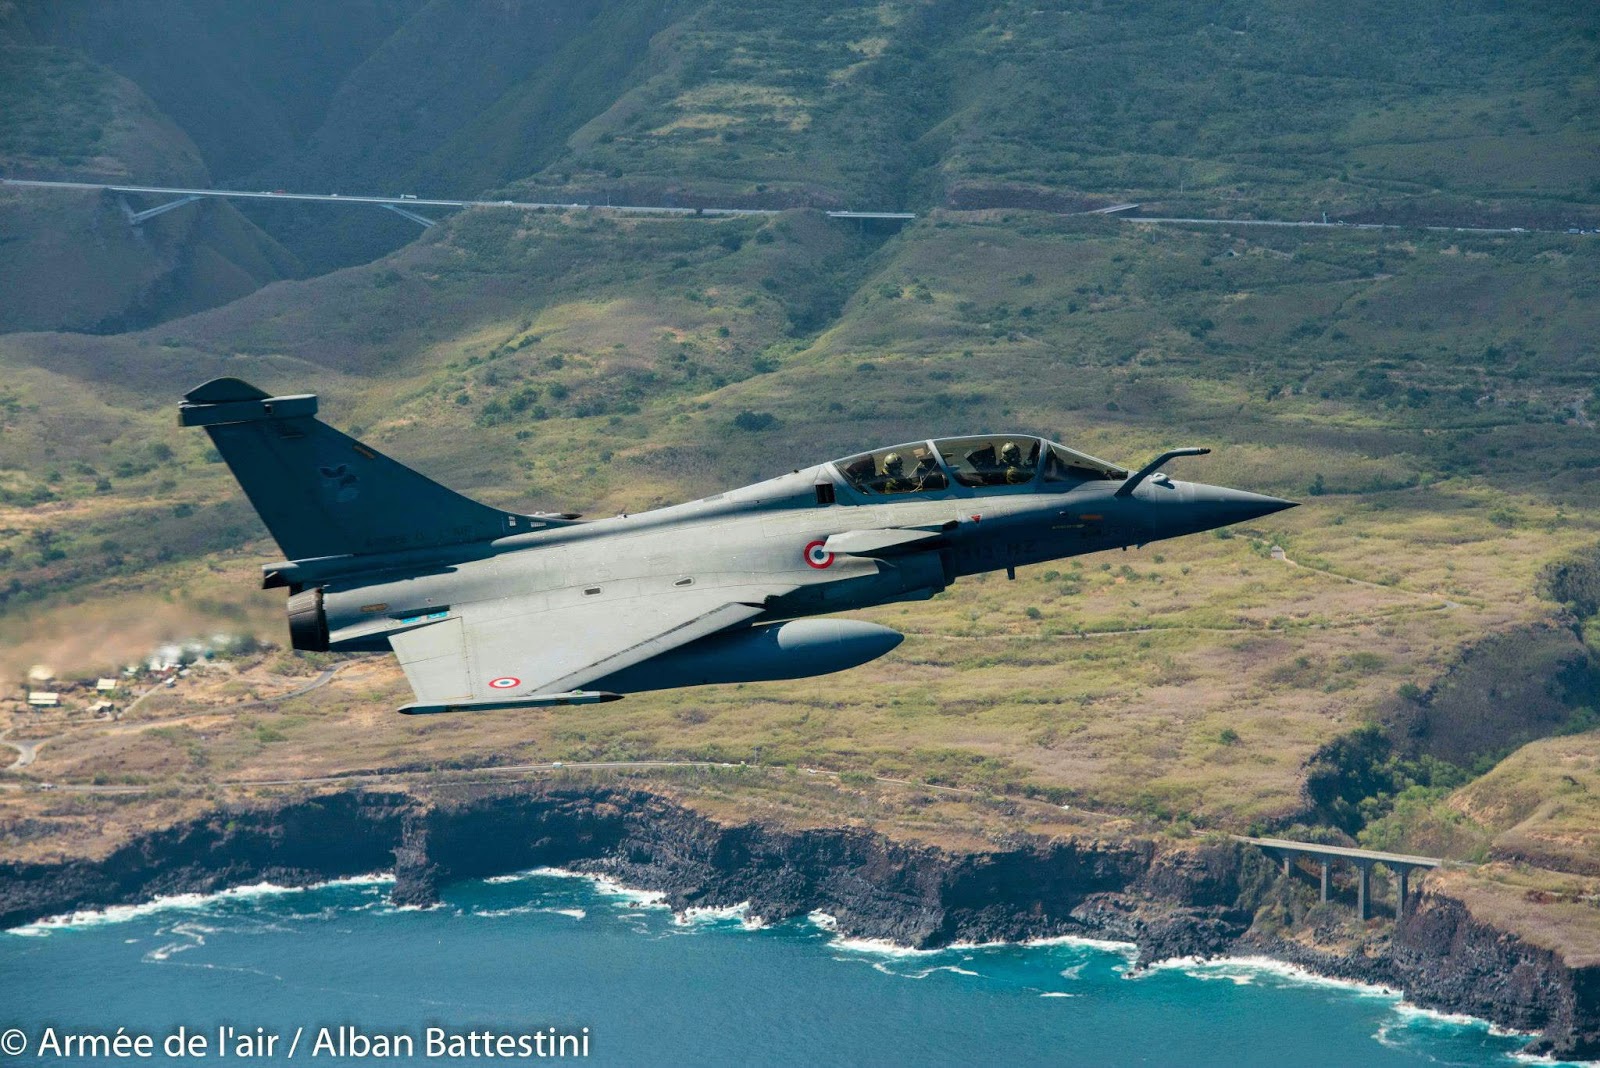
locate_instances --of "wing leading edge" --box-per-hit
[391,584,795,714]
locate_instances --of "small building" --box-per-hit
[96,678,119,692]
[27,692,60,708]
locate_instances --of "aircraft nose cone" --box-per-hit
[1189,485,1298,527]
[1219,488,1298,522]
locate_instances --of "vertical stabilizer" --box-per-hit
[180,377,529,561]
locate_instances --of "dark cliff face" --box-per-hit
[0,792,413,925]
[1392,892,1600,1060]
[0,783,1592,1059]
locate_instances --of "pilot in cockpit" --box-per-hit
[998,440,1031,484]
[880,452,914,493]
[877,452,943,494]
[964,440,1033,486]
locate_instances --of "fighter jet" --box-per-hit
[180,378,1294,714]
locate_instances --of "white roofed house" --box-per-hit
[27,692,60,708]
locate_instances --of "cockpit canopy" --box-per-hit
[831,435,1126,498]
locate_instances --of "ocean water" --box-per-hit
[0,871,1575,1066]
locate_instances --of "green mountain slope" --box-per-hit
[9,0,424,180]
[0,43,301,331]
[4,202,1598,826]
[10,1,1595,284]
[522,0,1600,223]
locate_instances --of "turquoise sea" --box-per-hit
[0,871,1572,1066]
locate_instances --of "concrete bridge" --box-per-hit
[1233,836,1443,920]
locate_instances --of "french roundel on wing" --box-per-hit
[488,676,521,690]
[803,539,834,569]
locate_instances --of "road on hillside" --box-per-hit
[8,177,1576,234]
[0,730,43,770]
[1125,215,1552,236]
[0,177,914,221]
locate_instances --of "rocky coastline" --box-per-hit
[1,783,1594,1060]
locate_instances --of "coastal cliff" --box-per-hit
[1,783,1593,1060]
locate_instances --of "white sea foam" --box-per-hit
[499,866,671,908]
[484,867,602,885]
[828,933,1019,957]
[142,919,212,963]
[316,873,395,888]
[807,911,838,931]
[8,870,404,936]
[830,936,946,956]
[475,904,585,920]
[673,901,752,926]
[1507,1051,1598,1068]
[1387,1000,1556,1055]
[7,880,323,936]
[473,906,538,918]
[1392,1002,1488,1027]
[1022,933,1139,958]
[1139,955,1399,998]
[145,938,200,962]
[525,866,597,880]
[589,874,669,908]
[862,960,984,980]
[1373,1011,1531,1060]
[1039,992,1077,998]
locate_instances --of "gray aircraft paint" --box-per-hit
[181,379,1294,714]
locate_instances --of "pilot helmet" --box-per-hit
[882,452,904,473]
[999,441,1022,464]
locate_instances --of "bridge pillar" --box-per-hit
[1357,861,1372,920]
[119,194,201,226]
[1397,866,1410,917]
[380,203,436,228]
[1283,852,1295,877]
[1320,860,1330,904]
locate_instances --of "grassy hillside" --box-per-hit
[0,44,301,331]
[8,0,424,181]
[0,43,203,181]
[13,1,1596,270]
[3,202,1597,831]
[29,0,1598,216]
[518,0,1600,223]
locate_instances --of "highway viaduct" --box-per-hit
[0,177,916,229]
[1235,835,1443,920]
